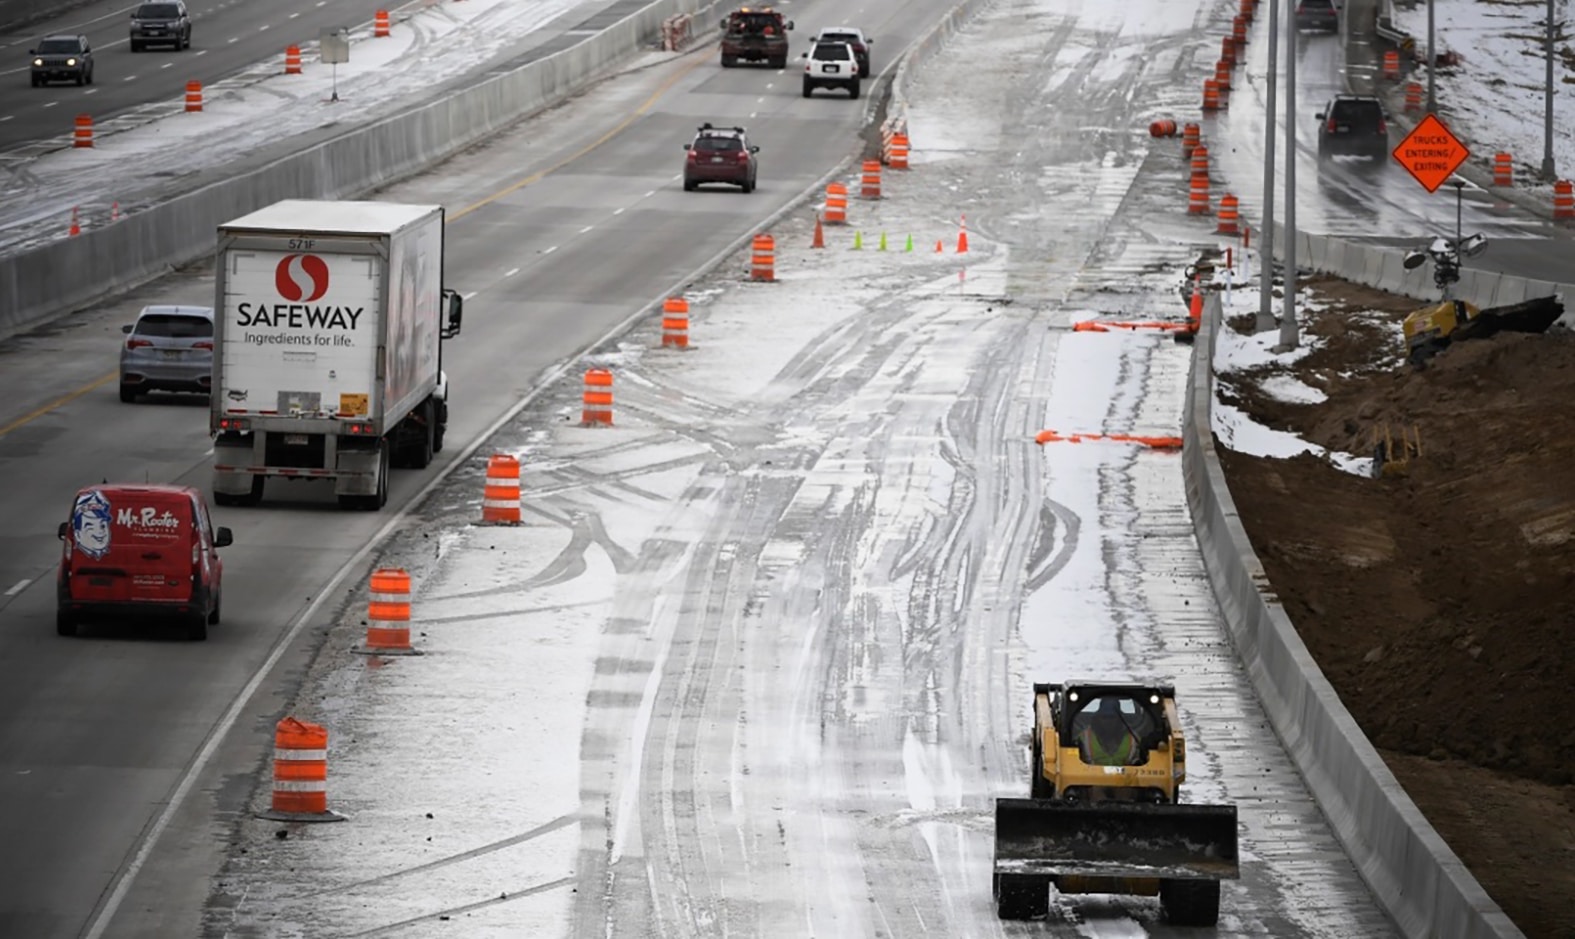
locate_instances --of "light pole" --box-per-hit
[1543,0,1557,180]
[1279,0,1299,349]
[1426,0,1437,114]
[1256,0,1281,333]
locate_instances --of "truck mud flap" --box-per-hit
[992,798,1239,881]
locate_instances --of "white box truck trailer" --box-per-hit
[209,200,463,510]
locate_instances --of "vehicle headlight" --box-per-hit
[66,57,77,66]
[33,58,43,67]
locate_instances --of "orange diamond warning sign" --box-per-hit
[1393,113,1470,193]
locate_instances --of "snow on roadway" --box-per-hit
[0,0,593,252]
[201,0,1407,935]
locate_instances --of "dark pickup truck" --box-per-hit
[719,7,794,69]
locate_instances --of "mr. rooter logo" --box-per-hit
[274,253,331,302]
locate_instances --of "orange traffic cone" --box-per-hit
[957,214,969,253]
[68,207,80,237]
[812,214,825,249]
[935,239,944,253]
[1188,284,1204,330]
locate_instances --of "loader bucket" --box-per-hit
[992,798,1239,881]
[1467,296,1565,341]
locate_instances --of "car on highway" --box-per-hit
[1316,94,1390,160]
[129,0,193,51]
[1295,0,1339,32]
[810,27,872,75]
[119,304,215,402]
[56,483,232,640]
[29,35,94,87]
[802,41,861,98]
[719,6,793,68]
[683,123,759,193]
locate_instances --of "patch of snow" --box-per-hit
[1260,374,1328,404]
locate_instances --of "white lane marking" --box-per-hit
[542,245,558,254]
[259,24,270,31]
[121,76,138,82]
[42,101,58,108]
[227,36,239,43]
[612,207,625,215]
[578,225,593,234]
[461,291,479,300]
[195,49,208,56]
[647,189,659,196]
[83,88,98,95]
[750,112,758,119]
[3,580,30,598]
[289,11,300,17]
[0,115,12,122]
[504,267,519,277]
[160,62,173,69]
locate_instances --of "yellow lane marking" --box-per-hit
[0,50,708,441]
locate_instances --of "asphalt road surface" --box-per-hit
[0,0,423,151]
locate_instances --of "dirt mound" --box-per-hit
[1213,274,1575,937]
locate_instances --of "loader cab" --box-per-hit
[1037,681,1183,804]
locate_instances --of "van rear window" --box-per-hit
[70,490,193,561]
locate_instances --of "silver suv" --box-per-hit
[130,1,192,51]
[119,305,214,402]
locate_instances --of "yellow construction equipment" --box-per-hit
[993,681,1239,926]
[1371,423,1422,478]
[1401,296,1562,367]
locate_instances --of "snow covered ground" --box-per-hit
[1389,0,1575,185]
[196,0,1410,934]
[0,0,609,252]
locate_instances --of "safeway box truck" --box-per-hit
[210,200,463,510]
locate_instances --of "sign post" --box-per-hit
[319,27,350,103]
[1392,113,1469,192]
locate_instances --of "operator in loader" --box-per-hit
[1072,696,1150,766]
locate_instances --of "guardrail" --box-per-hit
[0,0,708,341]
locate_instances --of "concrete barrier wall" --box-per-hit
[0,0,701,339]
[0,0,96,32]
[1182,296,1530,939]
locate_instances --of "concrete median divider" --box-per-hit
[0,0,709,340]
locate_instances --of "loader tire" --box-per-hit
[1029,744,1053,799]
[1160,878,1221,927]
[993,873,1049,920]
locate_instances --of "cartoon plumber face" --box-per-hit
[72,490,113,560]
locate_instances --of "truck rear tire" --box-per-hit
[1160,879,1220,926]
[993,873,1049,920]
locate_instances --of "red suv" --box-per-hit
[682,124,759,193]
[56,483,232,640]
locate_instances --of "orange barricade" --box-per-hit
[860,160,881,199]
[1202,79,1221,112]
[1493,152,1512,187]
[73,114,93,148]
[482,454,522,524]
[1190,144,1210,180]
[1213,60,1231,92]
[285,45,303,74]
[750,234,776,281]
[1149,119,1177,138]
[374,9,391,37]
[259,717,344,821]
[184,79,202,113]
[1404,81,1422,112]
[824,182,848,223]
[1382,50,1400,80]
[1216,193,1240,235]
[1221,36,1236,68]
[1240,0,1255,18]
[582,369,613,426]
[1181,122,1200,157]
[888,133,910,169]
[1555,180,1575,220]
[661,296,690,348]
[1232,15,1247,49]
[357,567,419,654]
[1187,175,1210,215]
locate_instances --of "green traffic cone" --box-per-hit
[879,232,888,251]
[904,233,914,252]
[853,231,863,250]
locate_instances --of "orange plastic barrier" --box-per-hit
[824,182,848,224]
[1216,193,1240,235]
[1149,119,1177,138]
[184,79,202,113]
[1555,179,1575,220]
[750,233,775,281]
[1231,15,1248,49]
[73,114,93,148]
[1213,59,1231,92]
[1181,122,1201,157]
[262,717,344,821]
[582,368,614,426]
[1202,79,1221,112]
[1382,50,1400,80]
[285,45,303,74]
[1220,36,1236,68]
[888,133,909,169]
[374,9,391,37]
[1190,143,1210,180]
[661,296,690,348]
[363,568,416,653]
[1493,152,1512,187]
[1403,81,1422,113]
[1187,175,1210,215]
[1035,430,1183,450]
[483,454,522,524]
[860,160,881,199]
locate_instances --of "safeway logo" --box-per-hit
[274,254,331,303]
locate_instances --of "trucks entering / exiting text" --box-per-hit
[209,200,464,510]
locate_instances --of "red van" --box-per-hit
[56,483,232,640]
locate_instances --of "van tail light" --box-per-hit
[126,338,153,349]
[1377,117,1388,134]
[192,340,213,350]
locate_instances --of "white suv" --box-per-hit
[802,41,859,98]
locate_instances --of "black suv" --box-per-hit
[130,1,192,51]
[1295,0,1338,32]
[1316,95,1389,160]
[683,123,759,193]
[29,35,93,86]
